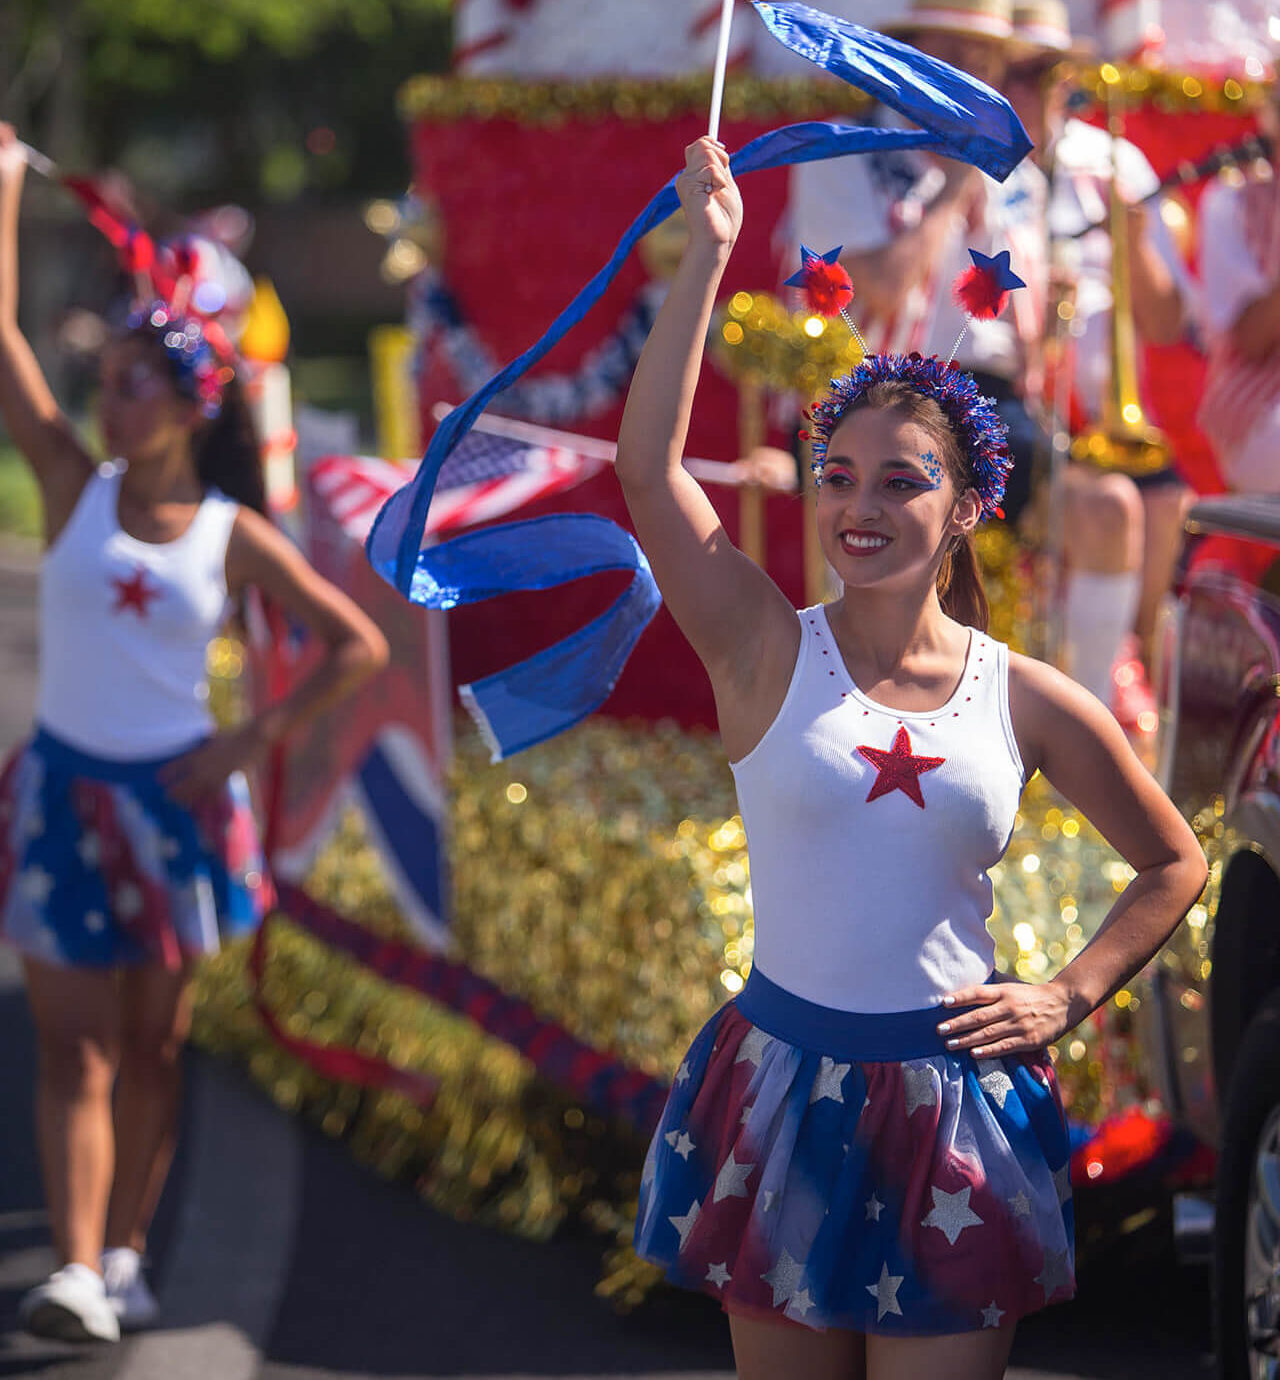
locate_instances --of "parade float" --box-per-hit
[187,0,1272,1295]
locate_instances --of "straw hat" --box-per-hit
[881,0,1016,43]
[1008,0,1095,60]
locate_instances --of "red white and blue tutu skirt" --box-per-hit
[635,965,1075,1336]
[0,728,274,970]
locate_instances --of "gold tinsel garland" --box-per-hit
[396,66,1269,128]
[397,73,873,125]
[1077,62,1271,113]
[710,290,863,397]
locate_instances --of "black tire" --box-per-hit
[1214,987,1280,1379]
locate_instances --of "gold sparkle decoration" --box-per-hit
[1076,63,1271,114]
[710,291,863,397]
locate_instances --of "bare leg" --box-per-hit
[1136,479,1194,665]
[104,961,195,1253]
[1057,466,1145,702]
[729,1313,866,1380]
[22,958,120,1270]
[867,1324,1016,1380]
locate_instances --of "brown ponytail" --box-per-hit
[937,533,988,632]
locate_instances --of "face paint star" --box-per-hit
[111,564,161,617]
[857,727,945,809]
[809,1055,850,1104]
[867,1262,904,1321]
[761,1248,805,1308]
[713,1149,755,1203]
[921,1184,984,1245]
[668,1199,701,1250]
[903,1062,939,1116]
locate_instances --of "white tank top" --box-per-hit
[36,466,239,760]
[731,605,1025,1012]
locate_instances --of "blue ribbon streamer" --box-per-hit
[366,1,1032,760]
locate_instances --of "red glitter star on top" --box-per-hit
[111,564,160,617]
[856,726,945,809]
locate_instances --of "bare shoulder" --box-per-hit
[225,504,308,590]
[1006,649,1124,779]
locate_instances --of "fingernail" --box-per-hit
[946,1038,959,1050]
[937,1022,951,1034]
[942,996,956,1007]
[972,1047,985,1057]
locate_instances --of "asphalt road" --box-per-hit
[0,546,1218,1379]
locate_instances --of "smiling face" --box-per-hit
[97,334,202,467]
[817,401,980,595]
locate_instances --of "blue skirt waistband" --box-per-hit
[733,965,988,1061]
[31,727,206,786]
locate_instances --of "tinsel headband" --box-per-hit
[789,243,1024,518]
[807,352,1013,519]
[59,177,238,418]
[125,297,234,419]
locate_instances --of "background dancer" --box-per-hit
[620,135,1206,1379]
[0,123,387,1344]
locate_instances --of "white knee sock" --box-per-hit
[1062,570,1141,705]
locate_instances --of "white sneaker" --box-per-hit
[18,1263,121,1343]
[102,1246,159,1330]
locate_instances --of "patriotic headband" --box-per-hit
[789,244,1023,519]
[125,297,234,419]
[60,179,238,418]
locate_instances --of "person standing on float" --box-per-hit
[618,135,1206,1379]
[0,124,388,1344]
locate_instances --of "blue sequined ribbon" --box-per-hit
[365,1,1031,760]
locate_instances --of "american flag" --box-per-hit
[309,417,607,544]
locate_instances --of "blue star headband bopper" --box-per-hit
[790,244,1024,519]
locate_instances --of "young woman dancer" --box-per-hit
[623,137,1207,1380]
[0,124,388,1342]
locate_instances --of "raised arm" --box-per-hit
[0,126,94,532]
[614,138,797,753]
[936,654,1207,1058]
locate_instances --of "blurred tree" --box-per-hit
[2,0,452,201]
